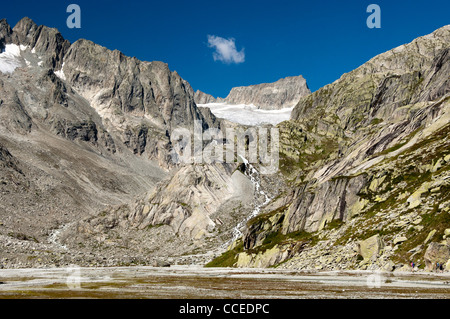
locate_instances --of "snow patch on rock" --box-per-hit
[0,44,23,74]
[54,62,66,80]
[199,102,294,126]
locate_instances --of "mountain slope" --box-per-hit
[210,25,450,271]
[2,17,450,271]
[0,17,229,268]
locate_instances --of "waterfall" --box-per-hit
[224,156,271,248]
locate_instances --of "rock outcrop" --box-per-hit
[211,25,450,271]
[424,242,450,271]
[358,235,384,263]
[282,174,368,234]
[195,76,311,110]
[0,17,228,268]
[224,76,310,110]
[0,143,21,173]
[194,90,220,104]
[127,164,250,239]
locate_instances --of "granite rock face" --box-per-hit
[194,76,311,110]
[424,242,450,271]
[0,17,235,267]
[194,90,219,104]
[127,164,252,239]
[61,39,211,131]
[58,37,222,167]
[213,25,450,270]
[9,17,70,69]
[282,174,368,234]
[225,76,310,110]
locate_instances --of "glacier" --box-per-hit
[198,102,294,126]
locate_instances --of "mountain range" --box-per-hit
[0,17,449,272]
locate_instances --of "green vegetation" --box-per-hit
[205,242,244,268]
[206,228,320,268]
[393,201,450,265]
[375,142,407,157]
[324,219,344,230]
[246,205,287,228]
[263,230,319,250]
[370,118,384,125]
[145,224,164,230]
[279,132,339,182]
[177,202,190,208]
[391,123,450,163]
[8,232,39,243]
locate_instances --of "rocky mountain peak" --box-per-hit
[225,75,310,110]
[194,90,218,104]
[61,37,211,132]
[0,17,70,69]
[0,19,13,48]
[12,17,38,39]
[195,75,311,110]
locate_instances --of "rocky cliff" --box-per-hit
[209,25,450,271]
[194,90,220,104]
[225,76,311,110]
[195,75,311,110]
[0,17,234,268]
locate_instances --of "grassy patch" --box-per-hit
[324,219,344,230]
[246,205,288,228]
[375,142,407,157]
[278,129,339,181]
[393,203,450,265]
[8,232,39,243]
[205,242,244,268]
[249,230,319,255]
[370,118,384,125]
[206,229,319,268]
[359,226,403,241]
[145,224,164,230]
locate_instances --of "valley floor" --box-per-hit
[0,266,449,299]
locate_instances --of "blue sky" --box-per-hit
[1,0,449,97]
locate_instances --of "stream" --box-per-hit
[226,157,271,247]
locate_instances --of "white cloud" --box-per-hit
[207,35,245,64]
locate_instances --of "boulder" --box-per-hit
[152,260,171,268]
[424,230,437,244]
[394,264,412,273]
[393,236,408,245]
[407,182,432,209]
[424,242,450,271]
[359,235,384,262]
[381,260,395,272]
